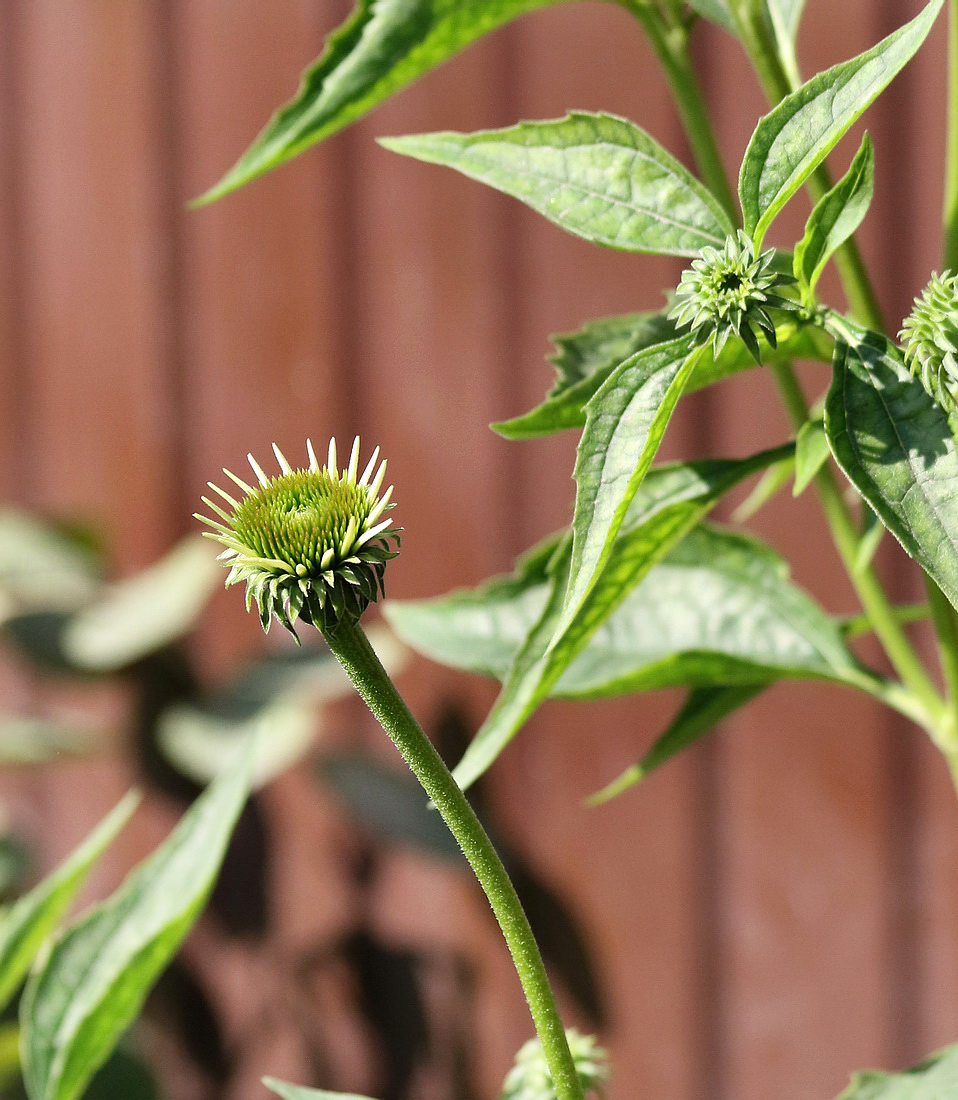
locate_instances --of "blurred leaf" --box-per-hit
[686,0,734,33]
[0,838,30,905]
[731,454,794,521]
[2,613,89,679]
[588,685,764,803]
[264,1080,378,1100]
[0,719,93,766]
[82,1046,158,1100]
[158,627,407,787]
[63,538,220,672]
[20,743,254,1100]
[383,113,733,255]
[0,792,138,1014]
[0,513,99,616]
[835,1043,958,1097]
[319,754,463,864]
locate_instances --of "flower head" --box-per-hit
[669,229,797,363]
[900,270,958,411]
[196,438,399,638]
[500,1030,608,1100]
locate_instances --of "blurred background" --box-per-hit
[1,1,957,1097]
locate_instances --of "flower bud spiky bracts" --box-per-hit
[196,437,399,639]
[500,1030,608,1100]
[900,270,958,412]
[669,229,798,363]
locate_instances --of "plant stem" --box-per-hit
[925,574,958,739]
[629,4,740,223]
[944,0,958,269]
[321,618,585,1100]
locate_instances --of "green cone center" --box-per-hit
[232,470,373,572]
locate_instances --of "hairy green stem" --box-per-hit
[321,619,584,1100]
[944,0,958,269]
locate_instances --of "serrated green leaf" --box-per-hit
[63,537,220,672]
[199,0,593,203]
[264,1079,379,1100]
[834,1042,958,1098]
[429,446,791,789]
[494,313,831,440]
[739,0,943,245]
[793,133,874,302]
[686,0,735,33]
[792,416,830,496]
[587,685,763,803]
[20,743,254,1100]
[825,334,958,611]
[0,793,138,1015]
[381,113,734,254]
[553,336,701,651]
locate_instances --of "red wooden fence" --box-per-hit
[2,1,957,1097]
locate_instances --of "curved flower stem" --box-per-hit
[321,619,585,1100]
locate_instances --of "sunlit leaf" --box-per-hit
[739,0,943,244]
[264,1079,379,1100]
[20,744,254,1100]
[835,1043,958,1098]
[0,793,138,1014]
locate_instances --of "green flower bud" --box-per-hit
[500,1030,608,1100]
[669,229,798,363]
[195,437,399,638]
[899,270,958,411]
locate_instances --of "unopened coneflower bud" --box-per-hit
[500,1030,609,1100]
[195,437,400,638]
[669,229,797,364]
[900,270,958,412]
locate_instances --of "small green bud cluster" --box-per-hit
[900,270,958,412]
[669,229,798,363]
[500,1030,608,1100]
[196,437,399,638]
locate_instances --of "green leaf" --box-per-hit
[554,336,701,651]
[554,524,869,697]
[835,1043,958,1098]
[431,445,792,789]
[264,1079,379,1100]
[494,313,831,440]
[766,0,806,41]
[390,519,871,698]
[739,0,943,245]
[63,537,220,672]
[0,512,100,615]
[686,0,735,33]
[792,416,830,496]
[20,743,254,1100]
[825,334,958,611]
[587,685,764,803]
[793,133,875,302]
[0,793,138,1014]
[198,0,591,203]
[381,113,734,255]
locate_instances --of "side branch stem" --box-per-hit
[321,619,584,1100]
